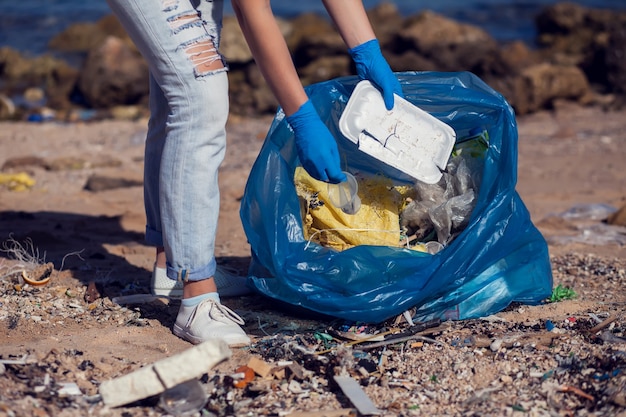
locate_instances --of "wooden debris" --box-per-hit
[588,315,617,334]
[247,356,274,378]
[286,362,306,380]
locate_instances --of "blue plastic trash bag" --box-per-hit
[240,71,552,323]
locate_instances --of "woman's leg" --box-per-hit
[107,0,227,283]
[106,0,249,346]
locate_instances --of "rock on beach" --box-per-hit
[0,2,625,122]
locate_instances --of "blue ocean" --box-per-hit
[1,0,625,57]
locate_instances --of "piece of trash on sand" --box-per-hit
[559,385,595,401]
[0,354,31,365]
[20,262,54,286]
[158,379,207,415]
[328,323,386,342]
[558,203,617,221]
[246,356,275,379]
[588,315,617,334]
[111,293,170,305]
[233,365,255,389]
[287,410,356,417]
[545,203,626,246]
[607,203,626,226]
[0,172,35,191]
[333,375,382,415]
[99,339,230,408]
[84,281,100,303]
[57,382,82,397]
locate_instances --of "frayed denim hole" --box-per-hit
[180,35,227,78]
[161,0,178,12]
[167,10,204,34]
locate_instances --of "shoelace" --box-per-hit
[210,301,246,325]
[186,299,245,327]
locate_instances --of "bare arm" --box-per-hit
[230,1,397,183]
[231,0,378,115]
[321,0,376,48]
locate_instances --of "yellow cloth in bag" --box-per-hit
[294,167,411,251]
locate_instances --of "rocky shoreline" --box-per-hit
[0,1,625,123]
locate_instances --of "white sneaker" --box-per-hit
[151,265,252,298]
[173,299,251,347]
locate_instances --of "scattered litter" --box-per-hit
[84,281,101,303]
[598,331,626,344]
[287,410,356,417]
[607,203,626,226]
[233,365,255,388]
[479,315,507,323]
[588,312,604,324]
[0,249,624,415]
[546,203,626,246]
[57,382,82,397]
[559,203,617,221]
[111,293,170,305]
[158,379,207,415]
[588,315,617,334]
[490,332,559,352]
[99,339,230,408]
[0,172,35,191]
[0,354,31,365]
[333,375,382,416]
[548,223,626,246]
[361,334,441,351]
[463,386,502,406]
[20,262,54,286]
[247,356,275,379]
[328,323,386,342]
[559,385,595,402]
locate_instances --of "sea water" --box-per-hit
[1,0,625,57]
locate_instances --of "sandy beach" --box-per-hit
[0,102,625,415]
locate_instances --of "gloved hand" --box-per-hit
[286,100,346,184]
[349,39,403,110]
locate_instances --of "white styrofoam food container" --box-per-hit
[339,81,456,184]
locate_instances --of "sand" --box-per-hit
[0,103,625,415]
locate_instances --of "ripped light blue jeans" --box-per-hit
[106,0,228,282]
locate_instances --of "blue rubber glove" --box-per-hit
[286,100,346,184]
[349,39,403,110]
